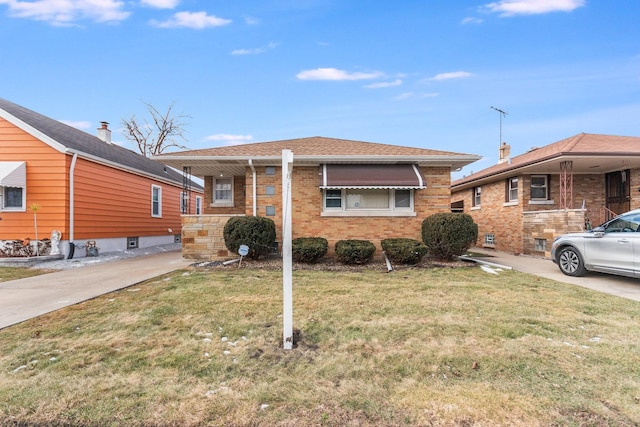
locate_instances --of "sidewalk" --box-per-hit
[468,248,640,302]
[0,250,192,330]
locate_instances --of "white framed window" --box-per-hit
[195,196,202,215]
[213,177,233,206]
[531,175,549,200]
[2,186,25,211]
[507,178,518,202]
[322,189,414,216]
[151,185,162,217]
[472,186,481,207]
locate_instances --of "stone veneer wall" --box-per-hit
[522,209,586,258]
[181,214,243,260]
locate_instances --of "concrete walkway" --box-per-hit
[469,248,640,302]
[0,250,192,330]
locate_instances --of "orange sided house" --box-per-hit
[0,98,203,259]
[450,133,640,258]
[154,137,480,260]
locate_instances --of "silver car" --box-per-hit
[551,209,640,278]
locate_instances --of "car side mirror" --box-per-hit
[592,226,605,236]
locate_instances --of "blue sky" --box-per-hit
[1,0,639,178]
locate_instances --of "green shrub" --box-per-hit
[223,216,276,259]
[381,238,429,265]
[292,237,328,263]
[335,239,376,265]
[421,213,478,261]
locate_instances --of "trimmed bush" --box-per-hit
[381,238,428,265]
[335,239,376,265]
[292,237,328,263]
[223,216,276,259]
[421,213,478,261]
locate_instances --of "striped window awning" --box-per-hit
[319,164,425,189]
[0,162,26,187]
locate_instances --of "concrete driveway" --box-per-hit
[0,250,192,330]
[470,248,640,302]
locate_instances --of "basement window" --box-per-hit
[535,239,547,252]
[483,233,495,247]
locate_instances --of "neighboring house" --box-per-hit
[155,137,480,260]
[450,133,640,257]
[0,98,203,258]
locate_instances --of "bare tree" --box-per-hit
[121,101,190,157]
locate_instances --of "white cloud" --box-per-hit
[231,42,278,56]
[0,0,130,25]
[365,79,402,89]
[461,16,483,24]
[244,16,259,25]
[296,68,383,81]
[205,134,253,145]
[394,92,438,101]
[429,71,474,81]
[140,0,179,8]
[151,11,231,29]
[482,0,585,17]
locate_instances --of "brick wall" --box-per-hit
[451,172,613,256]
[201,165,452,258]
[523,209,585,258]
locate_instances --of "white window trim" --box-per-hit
[321,188,416,217]
[195,195,202,215]
[212,177,234,207]
[151,185,162,218]
[507,177,518,202]
[473,186,481,207]
[1,186,26,212]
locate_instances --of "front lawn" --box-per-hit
[0,265,639,426]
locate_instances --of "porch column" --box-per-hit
[559,160,573,209]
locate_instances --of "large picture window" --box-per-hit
[323,189,413,214]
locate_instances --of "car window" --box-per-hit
[604,216,640,233]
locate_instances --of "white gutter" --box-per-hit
[248,159,257,216]
[69,153,78,255]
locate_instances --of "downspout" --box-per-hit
[67,153,78,259]
[248,159,257,216]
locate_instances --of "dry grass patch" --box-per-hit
[0,266,639,426]
[0,266,54,282]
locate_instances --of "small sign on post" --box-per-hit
[238,244,249,267]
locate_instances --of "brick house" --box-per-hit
[155,137,480,260]
[0,98,203,258]
[450,133,640,258]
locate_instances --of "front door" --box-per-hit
[605,169,630,218]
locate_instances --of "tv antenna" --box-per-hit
[490,106,508,148]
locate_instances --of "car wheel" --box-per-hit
[557,247,586,277]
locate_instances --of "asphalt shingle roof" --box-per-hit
[453,133,640,186]
[0,98,198,188]
[156,136,473,158]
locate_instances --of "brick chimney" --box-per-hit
[498,142,511,164]
[97,121,112,144]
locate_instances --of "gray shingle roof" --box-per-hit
[0,98,201,189]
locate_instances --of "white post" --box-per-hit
[282,149,294,349]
